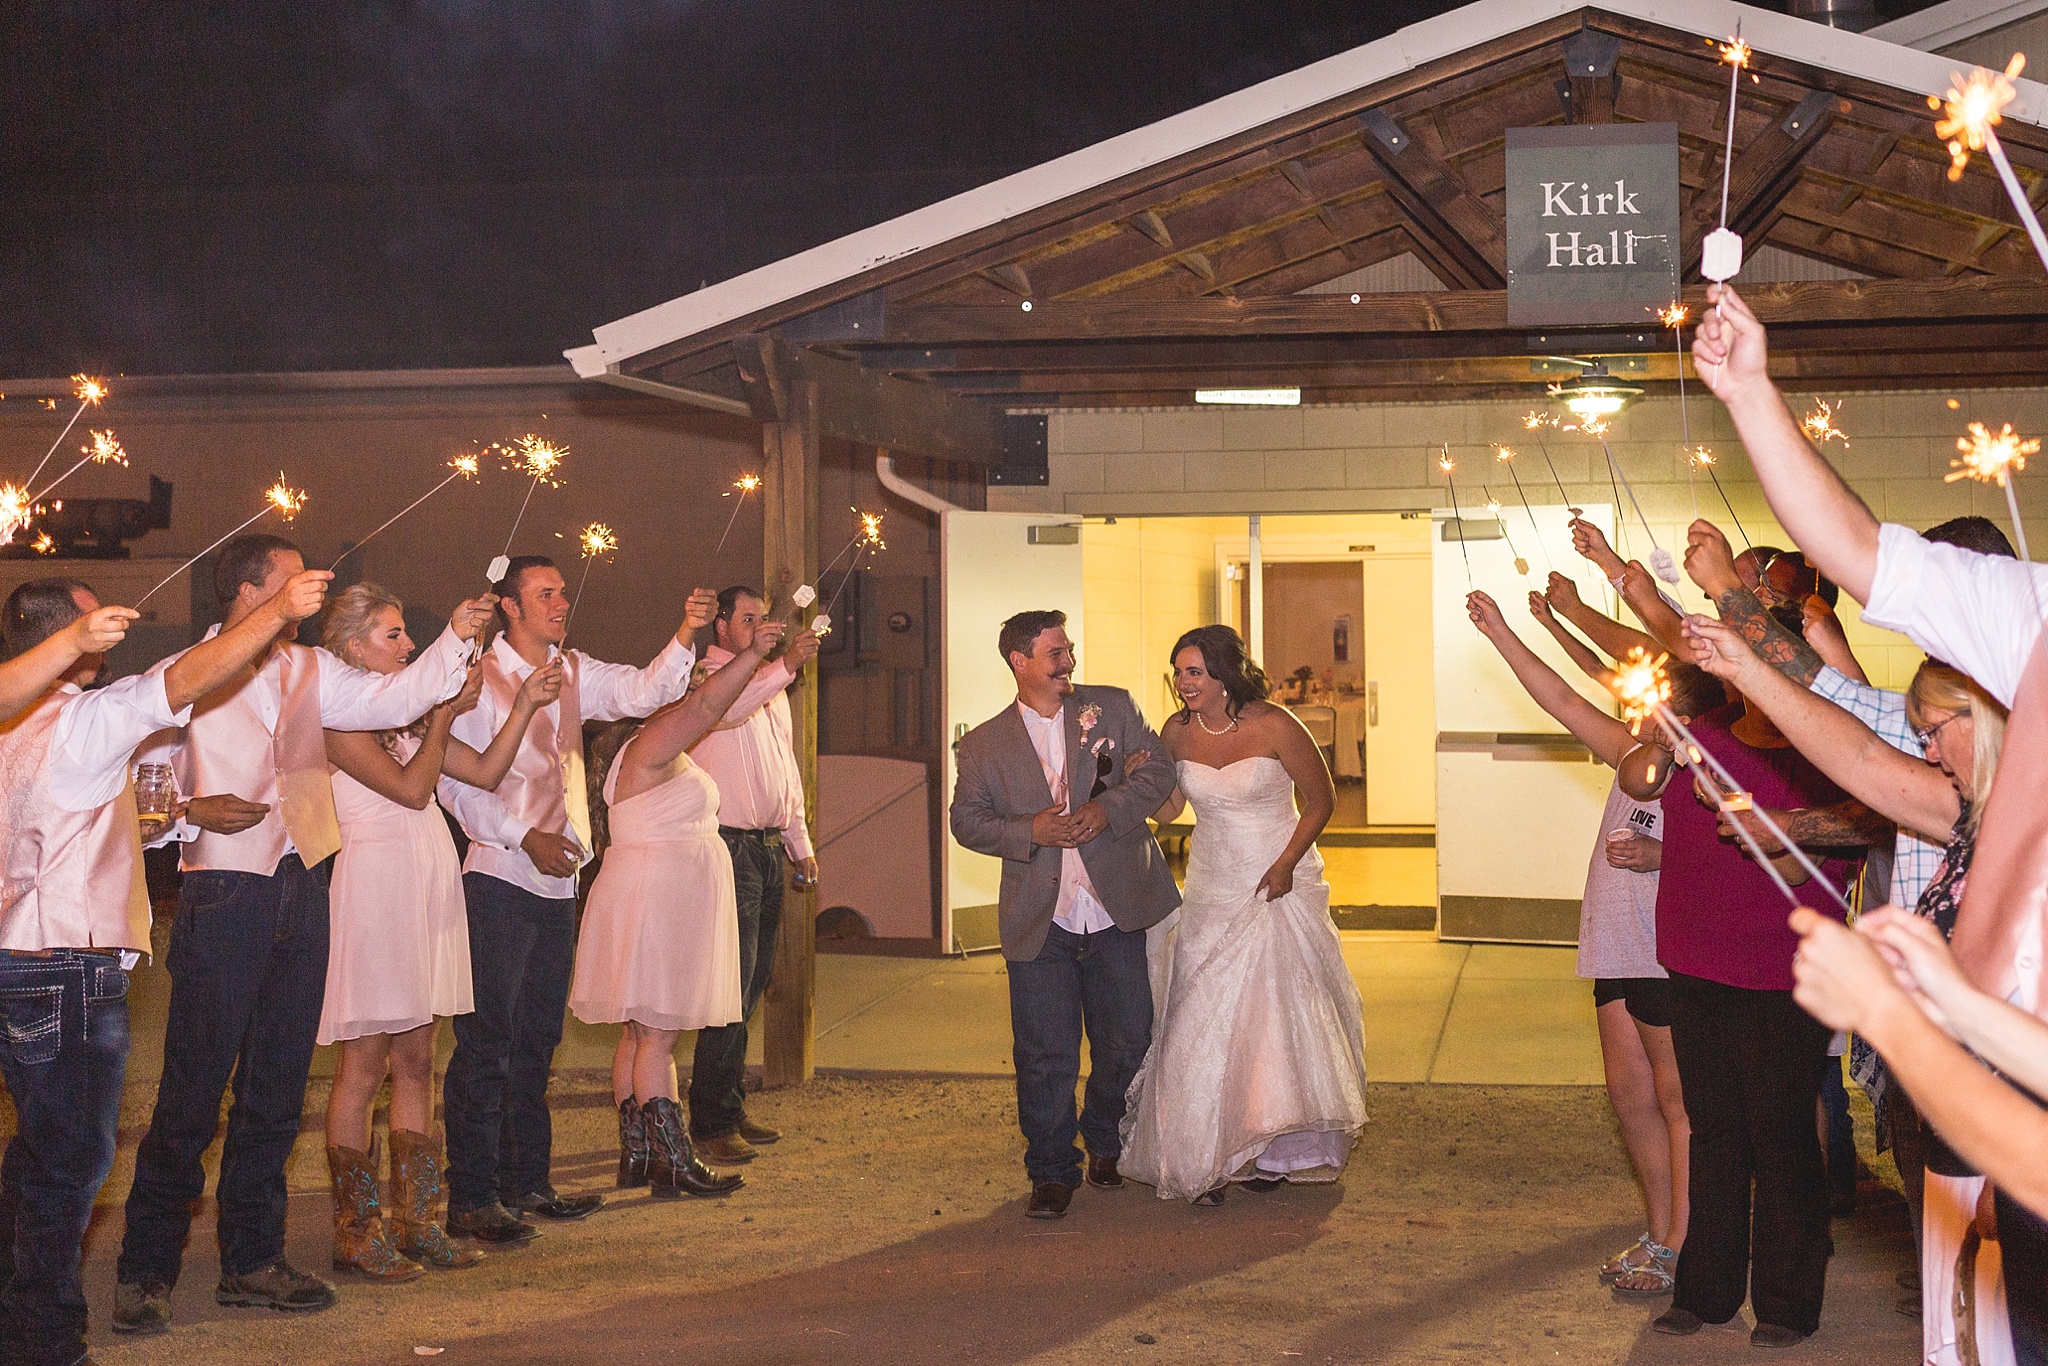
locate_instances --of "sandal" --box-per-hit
[1600,1232,1656,1284]
[1612,1241,1677,1300]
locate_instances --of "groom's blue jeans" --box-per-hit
[1008,922,1152,1188]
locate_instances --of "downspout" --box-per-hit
[876,452,961,514]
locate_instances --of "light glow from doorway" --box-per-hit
[1195,388,1301,406]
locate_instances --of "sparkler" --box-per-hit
[24,376,108,492]
[1439,447,1474,592]
[31,532,55,556]
[1933,55,2048,272]
[1611,646,1853,913]
[1689,445,1753,552]
[1701,32,1752,285]
[1483,487,1529,575]
[28,427,128,506]
[330,451,484,571]
[1946,421,2047,635]
[1654,301,1702,520]
[1589,429,1679,584]
[564,522,620,632]
[1522,411,1581,515]
[711,472,763,560]
[812,510,888,636]
[1801,398,1849,451]
[137,474,308,608]
[0,485,33,546]
[1493,444,1552,571]
[487,434,568,584]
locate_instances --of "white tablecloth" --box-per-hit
[1287,699,1366,779]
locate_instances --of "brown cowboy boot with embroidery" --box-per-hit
[388,1129,484,1270]
[326,1140,423,1282]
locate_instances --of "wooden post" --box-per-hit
[761,381,820,1088]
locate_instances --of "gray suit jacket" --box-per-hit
[949,685,1181,962]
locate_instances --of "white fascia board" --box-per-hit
[1866,0,2048,50]
[571,0,2048,373]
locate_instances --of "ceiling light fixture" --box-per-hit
[1548,360,1643,423]
[1195,387,1301,406]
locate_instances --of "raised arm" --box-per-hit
[1528,585,1611,681]
[617,621,786,777]
[578,589,718,722]
[1693,284,1880,601]
[1614,559,1689,657]
[1684,613,1956,840]
[1468,591,1636,768]
[1683,520,1826,685]
[166,571,333,711]
[0,605,138,719]
[442,660,562,790]
[318,595,497,732]
[1543,571,1656,665]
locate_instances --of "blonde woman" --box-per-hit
[318,585,562,1279]
[570,616,788,1199]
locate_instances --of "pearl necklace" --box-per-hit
[1194,710,1237,736]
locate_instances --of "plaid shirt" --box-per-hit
[1809,666,1943,910]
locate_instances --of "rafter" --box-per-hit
[1358,110,1505,288]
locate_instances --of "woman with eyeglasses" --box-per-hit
[1686,618,2011,1360]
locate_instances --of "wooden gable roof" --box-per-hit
[573,0,2048,457]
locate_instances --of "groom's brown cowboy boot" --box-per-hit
[1027,1182,1074,1219]
[1085,1151,1123,1189]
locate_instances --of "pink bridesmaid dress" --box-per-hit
[317,732,474,1044]
[570,750,743,1030]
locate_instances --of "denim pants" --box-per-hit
[1007,922,1152,1188]
[1667,972,1833,1335]
[442,873,576,1213]
[0,950,129,1366]
[118,855,331,1288]
[689,828,785,1139]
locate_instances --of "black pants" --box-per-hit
[2000,1189,2048,1366]
[1667,972,1834,1334]
[442,873,576,1213]
[0,951,129,1366]
[689,828,785,1139]
[1006,923,1152,1188]
[119,856,331,1287]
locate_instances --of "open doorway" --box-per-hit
[1081,512,1436,929]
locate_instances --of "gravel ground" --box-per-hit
[59,1072,1916,1365]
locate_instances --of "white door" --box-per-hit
[941,511,1086,949]
[1360,553,1435,826]
[1433,502,1622,942]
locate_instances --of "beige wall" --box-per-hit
[1080,515,1239,723]
[1003,390,2048,692]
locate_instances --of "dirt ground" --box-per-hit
[56,1070,1921,1365]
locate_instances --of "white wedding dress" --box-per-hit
[1118,756,1369,1201]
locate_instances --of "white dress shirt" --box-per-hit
[1017,701,1112,934]
[49,673,192,812]
[438,633,696,899]
[687,646,813,860]
[1863,522,2048,709]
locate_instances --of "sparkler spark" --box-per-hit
[31,532,55,556]
[265,475,308,521]
[1716,36,1751,69]
[0,484,32,545]
[1936,54,2023,181]
[733,473,762,495]
[857,510,886,550]
[1946,421,2040,486]
[82,429,126,465]
[449,451,482,479]
[501,434,567,485]
[1610,647,1672,728]
[1653,301,1691,330]
[71,375,107,406]
[578,522,620,559]
[1522,411,1558,431]
[1801,398,1850,450]
[1691,446,1716,467]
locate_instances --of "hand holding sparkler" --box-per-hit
[1682,519,1744,598]
[683,587,719,637]
[67,605,142,656]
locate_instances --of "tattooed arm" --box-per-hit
[1683,519,1826,685]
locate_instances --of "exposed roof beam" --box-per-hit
[727,335,1003,464]
[1358,109,1507,288]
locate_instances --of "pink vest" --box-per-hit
[179,642,342,873]
[0,690,150,951]
[1952,646,2048,1016]
[483,649,590,852]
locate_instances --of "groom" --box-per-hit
[949,609,1180,1218]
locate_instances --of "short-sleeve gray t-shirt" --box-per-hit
[1577,777,1665,980]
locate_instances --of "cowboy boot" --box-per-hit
[326,1140,423,1282]
[617,1097,649,1189]
[387,1129,484,1270]
[642,1098,744,1199]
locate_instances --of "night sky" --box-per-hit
[3,1,1941,377]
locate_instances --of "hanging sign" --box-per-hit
[1504,123,1681,326]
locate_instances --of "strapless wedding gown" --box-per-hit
[1118,756,1368,1200]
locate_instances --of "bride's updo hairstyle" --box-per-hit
[1170,625,1269,724]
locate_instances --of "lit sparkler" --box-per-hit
[0,484,32,546]
[1689,445,1753,551]
[1590,430,1678,583]
[1932,56,2048,271]
[25,375,110,492]
[711,471,763,560]
[488,434,569,584]
[1701,31,1752,283]
[1439,447,1474,592]
[1522,411,1581,515]
[1802,398,1850,451]
[331,449,487,570]
[1947,421,2046,634]
[1653,301,1704,520]
[137,473,309,608]
[814,510,889,634]
[28,427,129,505]
[31,532,54,556]
[564,522,621,633]
[1611,645,1853,912]
[1483,486,1529,575]
[1494,444,1552,571]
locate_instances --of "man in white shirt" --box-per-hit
[684,588,820,1163]
[436,556,715,1243]
[115,535,492,1333]
[0,569,328,1366]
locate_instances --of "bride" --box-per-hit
[1118,625,1369,1204]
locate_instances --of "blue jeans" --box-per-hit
[442,873,576,1213]
[0,951,129,1366]
[689,828,784,1138]
[1007,923,1152,1188]
[118,857,331,1286]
